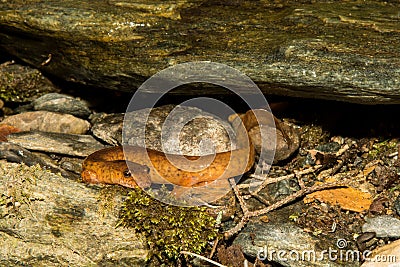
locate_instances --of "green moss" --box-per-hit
[118,188,218,263]
[368,139,398,159]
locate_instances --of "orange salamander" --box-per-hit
[81,109,275,188]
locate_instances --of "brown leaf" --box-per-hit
[304,185,372,213]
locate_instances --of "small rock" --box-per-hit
[315,142,341,153]
[362,216,400,238]
[305,142,341,166]
[90,113,124,145]
[13,103,33,114]
[124,105,235,155]
[32,93,91,118]
[7,131,105,157]
[249,120,300,163]
[1,111,90,134]
[233,221,343,267]
[270,178,300,200]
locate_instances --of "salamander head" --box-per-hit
[81,161,151,189]
[81,169,101,184]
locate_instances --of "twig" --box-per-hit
[224,143,353,239]
[180,251,226,267]
[250,165,322,194]
[209,236,220,259]
[330,144,351,175]
[224,180,347,239]
[250,193,270,206]
[229,178,248,214]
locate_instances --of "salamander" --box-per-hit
[81,109,275,188]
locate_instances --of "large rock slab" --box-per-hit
[0,161,148,266]
[0,61,60,102]
[1,1,400,103]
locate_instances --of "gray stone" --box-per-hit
[94,105,297,162]
[234,221,355,266]
[90,113,124,145]
[0,142,70,177]
[124,105,236,156]
[0,161,147,266]
[362,216,400,238]
[33,93,91,118]
[7,131,106,157]
[59,156,86,175]
[1,1,400,103]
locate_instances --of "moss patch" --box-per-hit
[118,188,218,263]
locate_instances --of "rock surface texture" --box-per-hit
[0,162,148,266]
[1,1,400,103]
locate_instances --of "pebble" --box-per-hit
[32,93,91,118]
[248,120,300,163]
[0,111,90,134]
[7,131,105,157]
[362,215,400,238]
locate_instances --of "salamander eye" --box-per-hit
[123,170,131,178]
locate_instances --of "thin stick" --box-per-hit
[229,177,248,214]
[224,180,346,239]
[180,251,226,267]
[209,236,220,259]
[250,165,322,194]
[224,143,353,238]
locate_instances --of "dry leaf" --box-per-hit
[304,185,372,213]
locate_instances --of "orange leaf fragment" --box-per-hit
[0,124,20,142]
[304,186,372,213]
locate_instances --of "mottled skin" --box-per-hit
[81,109,274,188]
